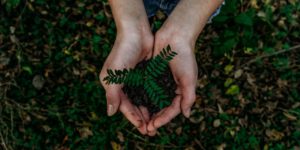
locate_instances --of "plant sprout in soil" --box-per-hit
[103,45,177,114]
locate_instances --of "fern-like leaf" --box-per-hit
[103,45,177,109]
[103,68,143,86]
[144,77,168,104]
[146,45,177,78]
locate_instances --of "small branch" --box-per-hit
[0,43,10,49]
[128,139,185,149]
[15,0,28,26]
[242,44,300,66]
[194,138,206,150]
[124,129,183,148]
[124,129,147,142]
[0,131,9,150]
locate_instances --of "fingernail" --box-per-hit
[184,109,191,118]
[107,104,114,116]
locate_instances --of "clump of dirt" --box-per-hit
[122,60,177,115]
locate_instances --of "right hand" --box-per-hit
[99,28,154,135]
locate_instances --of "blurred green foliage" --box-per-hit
[0,0,300,149]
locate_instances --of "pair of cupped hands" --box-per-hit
[99,18,198,136]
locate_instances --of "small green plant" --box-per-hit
[103,45,177,106]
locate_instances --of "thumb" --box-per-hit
[105,86,121,116]
[181,85,196,118]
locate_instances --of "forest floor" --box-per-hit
[0,0,300,149]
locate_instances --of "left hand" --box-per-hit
[146,23,198,136]
[144,0,224,136]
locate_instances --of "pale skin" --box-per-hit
[99,0,223,136]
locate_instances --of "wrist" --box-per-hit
[117,20,151,38]
[160,0,224,42]
[115,23,154,59]
[158,21,197,46]
[109,0,150,36]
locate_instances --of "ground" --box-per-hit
[0,0,300,149]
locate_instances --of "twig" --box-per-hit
[128,139,186,149]
[0,131,9,150]
[15,0,28,26]
[124,129,147,142]
[124,129,184,148]
[0,43,10,49]
[242,44,300,66]
[194,138,206,150]
[10,107,15,141]
[277,107,300,115]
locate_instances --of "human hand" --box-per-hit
[143,0,224,136]
[146,24,198,136]
[99,29,154,134]
[99,0,156,135]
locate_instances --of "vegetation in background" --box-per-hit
[0,0,300,149]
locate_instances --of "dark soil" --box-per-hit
[122,60,177,115]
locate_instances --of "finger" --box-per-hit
[146,108,168,136]
[139,106,150,122]
[180,84,196,118]
[148,130,157,136]
[133,106,148,135]
[105,86,122,116]
[147,108,167,133]
[145,54,152,60]
[119,97,143,128]
[175,87,182,95]
[153,96,182,129]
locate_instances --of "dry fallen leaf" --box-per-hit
[288,0,297,5]
[293,146,300,150]
[111,141,122,150]
[78,127,93,138]
[217,103,224,114]
[292,102,300,109]
[200,121,206,132]
[257,11,266,18]
[184,147,195,150]
[283,112,297,121]
[277,79,288,88]
[32,75,45,90]
[213,119,221,128]
[10,26,15,34]
[265,129,284,141]
[117,132,125,143]
[216,143,226,150]
[234,69,243,78]
[176,127,182,135]
[42,125,52,132]
[250,0,259,9]
[189,108,204,124]
[246,73,256,86]
[0,55,10,69]
[10,35,19,44]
